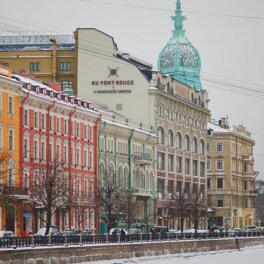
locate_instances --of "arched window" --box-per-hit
[200,139,205,154]
[185,135,190,151]
[192,137,198,153]
[157,126,164,145]
[168,129,174,147]
[176,132,182,149]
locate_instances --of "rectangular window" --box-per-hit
[244,198,248,208]
[217,178,223,189]
[200,161,205,177]
[89,126,93,140]
[24,139,29,158]
[57,117,60,133]
[64,120,68,135]
[34,112,38,128]
[60,80,73,90]
[24,109,28,126]
[41,113,45,129]
[168,154,174,172]
[84,150,87,167]
[207,160,211,170]
[29,62,40,71]
[76,123,80,137]
[41,142,45,161]
[216,143,223,152]
[76,149,80,166]
[59,62,70,71]
[49,143,53,161]
[217,197,223,207]
[207,179,211,189]
[89,150,93,169]
[8,129,14,150]
[8,96,14,114]
[34,140,38,159]
[56,145,60,158]
[193,160,198,176]
[185,158,190,174]
[84,125,87,139]
[64,146,68,164]
[157,152,165,170]
[216,159,223,170]
[176,156,182,173]
[49,116,53,131]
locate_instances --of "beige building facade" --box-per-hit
[207,118,256,229]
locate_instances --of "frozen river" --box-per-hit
[86,245,264,264]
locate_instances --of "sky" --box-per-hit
[1,0,264,179]
[86,245,264,264]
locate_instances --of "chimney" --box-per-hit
[219,117,229,129]
[48,82,62,92]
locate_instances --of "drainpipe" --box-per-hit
[68,106,77,228]
[46,101,56,166]
[50,38,57,82]
[19,91,30,237]
[128,129,134,230]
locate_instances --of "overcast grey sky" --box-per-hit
[1,0,264,179]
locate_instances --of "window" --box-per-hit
[84,150,87,167]
[49,116,53,131]
[24,109,28,126]
[34,112,38,128]
[207,160,211,170]
[216,159,223,170]
[84,125,88,139]
[41,113,45,129]
[76,149,80,166]
[30,62,40,71]
[157,152,165,170]
[243,163,248,172]
[8,96,14,114]
[76,123,80,137]
[217,178,223,189]
[185,158,190,174]
[207,179,211,189]
[176,132,182,149]
[168,129,173,147]
[185,135,190,151]
[193,160,198,176]
[34,140,38,159]
[8,129,14,150]
[168,154,174,172]
[207,143,211,152]
[200,161,205,177]
[216,143,223,152]
[244,180,248,191]
[64,119,68,134]
[157,126,164,145]
[64,145,68,164]
[59,62,70,71]
[244,198,248,208]
[176,156,182,173]
[89,126,93,140]
[60,80,73,90]
[56,118,60,133]
[192,137,198,153]
[217,196,223,207]
[200,139,205,154]
[41,142,45,161]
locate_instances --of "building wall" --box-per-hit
[207,121,256,228]
[0,74,24,236]
[18,77,100,234]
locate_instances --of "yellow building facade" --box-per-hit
[207,118,256,229]
[0,34,76,94]
[0,66,26,236]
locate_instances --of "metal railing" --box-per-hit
[0,231,264,249]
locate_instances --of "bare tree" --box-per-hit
[189,187,207,234]
[97,170,127,231]
[169,184,191,233]
[30,159,71,236]
[0,151,14,209]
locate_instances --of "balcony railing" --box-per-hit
[2,186,29,199]
[133,152,153,165]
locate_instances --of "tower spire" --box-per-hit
[171,0,186,38]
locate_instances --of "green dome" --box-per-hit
[158,0,202,90]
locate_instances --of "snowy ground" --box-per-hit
[86,245,264,264]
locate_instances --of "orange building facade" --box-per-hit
[0,66,28,236]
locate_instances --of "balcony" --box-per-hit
[132,188,152,198]
[2,186,29,200]
[133,152,153,165]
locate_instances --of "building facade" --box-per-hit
[0,66,28,236]
[15,73,100,234]
[207,118,256,229]
[96,108,156,233]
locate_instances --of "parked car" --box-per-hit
[109,228,127,235]
[59,231,77,237]
[128,228,142,235]
[244,226,258,233]
[0,230,15,238]
[150,226,168,234]
[34,226,59,236]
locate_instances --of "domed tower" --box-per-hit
[158,0,202,90]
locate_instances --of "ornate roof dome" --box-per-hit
[158,0,202,90]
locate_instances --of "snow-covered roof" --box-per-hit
[207,122,230,133]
